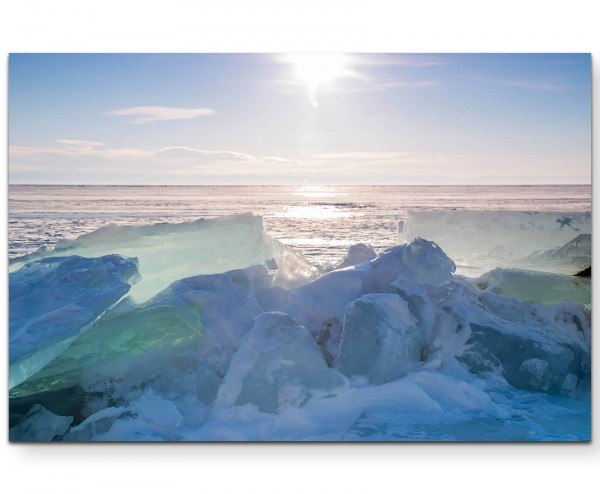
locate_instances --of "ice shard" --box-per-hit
[470,268,591,306]
[439,278,591,397]
[525,233,591,271]
[399,210,591,275]
[9,265,271,410]
[281,238,455,353]
[336,293,433,384]
[215,312,346,412]
[9,254,140,388]
[330,243,376,270]
[9,404,73,442]
[10,214,318,302]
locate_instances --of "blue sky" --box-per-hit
[8,53,591,184]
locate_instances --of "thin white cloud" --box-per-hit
[55,139,104,147]
[492,79,565,91]
[267,76,443,94]
[275,53,445,68]
[9,144,460,170]
[9,146,54,157]
[154,146,259,162]
[351,54,446,68]
[378,80,442,89]
[104,106,217,124]
[9,143,302,166]
[10,143,590,185]
[336,79,443,93]
[314,151,410,160]
[312,151,467,168]
[154,146,302,165]
[10,142,150,159]
[7,143,478,174]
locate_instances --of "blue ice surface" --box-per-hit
[10,254,139,358]
[342,385,590,442]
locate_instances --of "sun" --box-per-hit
[285,53,353,106]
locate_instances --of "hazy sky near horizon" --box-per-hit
[8,53,591,185]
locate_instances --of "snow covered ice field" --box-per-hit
[8,185,592,441]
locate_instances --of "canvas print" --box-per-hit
[8,53,591,442]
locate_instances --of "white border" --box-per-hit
[1,2,599,493]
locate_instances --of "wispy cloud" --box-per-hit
[10,143,458,172]
[12,142,587,185]
[10,141,148,159]
[314,151,410,160]
[9,142,458,169]
[379,80,442,88]
[266,76,443,94]
[17,140,110,156]
[274,53,445,68]
[154,146,302,165]
[351,54,446,68]
[104,106,217,124]
[492,79,566,91]
[313,151,465,168]
[9,142,301,166]
[341,79,443,93]
[55,139,104,147]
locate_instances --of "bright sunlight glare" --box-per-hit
[285,53,353,106]
[293,185,347,198]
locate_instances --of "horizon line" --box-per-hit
[8,182,592,187]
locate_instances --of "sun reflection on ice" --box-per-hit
[277,205,352,219]
[293,185,347,198]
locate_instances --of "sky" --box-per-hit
[8,53,591,185]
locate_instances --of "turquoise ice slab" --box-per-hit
[9,264,270,408]
[9,254,140,388]
[470,268,591,307]
[9,214,318,302]
[9,303,203,399]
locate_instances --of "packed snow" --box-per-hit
[9,214,591,441]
